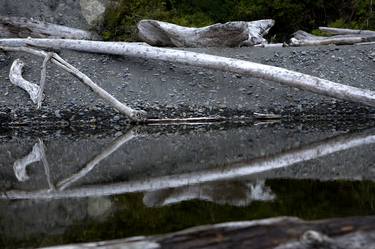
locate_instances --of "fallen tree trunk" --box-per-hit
[40,216,375,249]
[137,19,274,47]
[319,26,375,36]
[1,38,375,107]
[290,30,375,46]
[0,16,97,39]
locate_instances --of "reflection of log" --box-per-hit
[319,26,375,36]
[13,142,43,182]
[39,216,375,249]
[2,39,375,107]
[2,129,375,199]
[143,180,274,207]
[137,19,274,47]
[0,16,96,40]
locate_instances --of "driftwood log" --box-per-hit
[290,29,375,46]
[40,216,375,249]
[137,19,274,47]
[0,16,97,39]
[319,26,375,36]
[1,38,375,108]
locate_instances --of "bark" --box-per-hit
[137,19,274,47]
[39,216,375,249]
[0,15,97,39]
[2,128,374,200]
[1,38,375,108]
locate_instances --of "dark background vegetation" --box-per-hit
[102,0,375,41]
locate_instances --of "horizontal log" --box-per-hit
[40,216,375,249]
[1,38,375,108]
[319,26,375,36]
[0,15,97,39]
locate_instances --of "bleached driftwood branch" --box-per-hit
[137,19,274,47]
[290,30,375,46]
[319,26,375,36]
[1,38,375,107]
[9,59,41,104]
[0,45,147,122]
[0,15,97,39]
[2,128,375,199]
[39,216,375,249]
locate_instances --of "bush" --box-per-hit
[101,0,375,41]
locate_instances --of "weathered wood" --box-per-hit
[39,216,375,249]
[9,59,40,104]
[0,15,97,39]
[290,30,375,46]
[319,26,375,36]
[137,19,274,47]
[2,128,374,200]
[0,46,147,122]
[1,38,375,108]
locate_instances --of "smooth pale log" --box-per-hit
[0,15,97,39]
[9,59,40,104]
[1,38,375,108]
[319,26,375,36]
[137,19,274,47]
[290,36,375,46]
[39,216,375,249]
[2,128,375,200]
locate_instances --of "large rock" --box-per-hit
[137,19,274,47]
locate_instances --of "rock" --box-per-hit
[79,0,109,27]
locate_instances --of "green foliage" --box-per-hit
[94,0,375,41]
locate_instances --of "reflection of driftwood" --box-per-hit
[0,46,147,121]
[290,30,375,46]
[56,129,138,190]
[13,139,54,189]
[0,16,96,39]
[39,216,375,249]
[137,19,274,47]
[143,180,274,207]
[2,39,375,107]
[3,129,375,199]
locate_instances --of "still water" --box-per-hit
[1,120,375,248]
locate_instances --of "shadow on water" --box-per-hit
[1,120,375,248]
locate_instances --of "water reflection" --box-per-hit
[2,126,375,200]
[1,123,375,248]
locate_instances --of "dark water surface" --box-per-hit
[1,120,375,248]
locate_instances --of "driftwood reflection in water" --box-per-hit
[143,180,275,207]
[2,128,375,199]
[12,139,54,189]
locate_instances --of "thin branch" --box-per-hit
[37,52,53,109]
